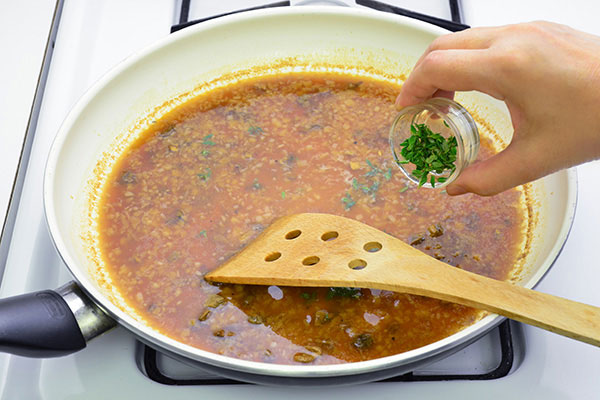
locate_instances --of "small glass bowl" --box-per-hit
[390,97,480,189]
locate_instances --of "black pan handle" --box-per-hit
[0,281,116,358]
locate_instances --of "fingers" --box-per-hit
[396,22,600,195]
[422,26,502,54]
[396,49,503,107]
[397,26,509,108]
[409,26,504,76]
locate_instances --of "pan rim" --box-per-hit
[43,5,578,380]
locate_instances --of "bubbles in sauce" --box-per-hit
[363,312,381,326]
[268,285,284,301]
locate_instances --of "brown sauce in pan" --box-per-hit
[97,73,525,364]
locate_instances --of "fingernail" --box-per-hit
[394,95,403,108]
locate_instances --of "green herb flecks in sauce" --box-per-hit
[399,184,410,194]
[326,287,361,299]
[202,134,216,146]
[197,168,212,181]
[341,192,356,210]
[248,126,264,135]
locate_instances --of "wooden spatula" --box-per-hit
[205,213,600,347]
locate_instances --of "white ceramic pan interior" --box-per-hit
[44,7,577,380]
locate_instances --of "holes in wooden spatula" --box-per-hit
[265,252,282,262]
[363,241,382,253]
[302,256,320,266]
[285,230,302,240]
[348,259,367,270]
[321,231,339,241]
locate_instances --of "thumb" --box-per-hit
[446,139,552,196]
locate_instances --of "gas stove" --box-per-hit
[1,0,599,398]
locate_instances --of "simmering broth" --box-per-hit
[97,73,526,364]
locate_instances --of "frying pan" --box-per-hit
[0,7,576,385]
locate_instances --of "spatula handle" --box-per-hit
[381,254,600,347]
[478,278,600,346]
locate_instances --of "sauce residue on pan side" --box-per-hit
[97,72,526,365]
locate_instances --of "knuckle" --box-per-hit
[525,22,550,38]
[428,34,453,51]
[421,50,446,71]
[512,21,563,38]
[488,47,528,78]
[528,20,560,31]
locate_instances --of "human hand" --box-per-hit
[396,21,600,196]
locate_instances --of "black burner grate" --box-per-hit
[141,321,513,385]
[138,0,515,385]
[170,0,469,33]
[171,1,292,33]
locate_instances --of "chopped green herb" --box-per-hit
[197,168,211,181]
[281,190,286,199]
[399,123,457,187]
[364,159,382,177]
[248,126,264,135]
[353,333,374,349]
[315,310,332,324]
[348,160,390,203]
[351,178,380,196]
[202,134,216,146]
[327,287,361,299]
[197,230,207,238]
[252,178,263,190]
[201,149,210,157]
[384,167,392,181]
[399,185,410,194]
[301,292,317,302]
[443,120,450,128]
[367,181,380,195]
[341,192,356,210]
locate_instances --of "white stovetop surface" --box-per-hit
[1,0,600,399]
